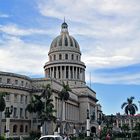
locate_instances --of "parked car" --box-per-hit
[39,135,63,140]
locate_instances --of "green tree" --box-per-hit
[39,84,56,135]
[58,82,71,134]
[26,94,44,131]
[26,84,56,134]
[26,95,37,130]
[133,122,140,136]
[121,123,129,137]
[0,92,6,136]
[121,96,138,139]
[121,96,138,115]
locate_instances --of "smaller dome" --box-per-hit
[61,22,68,29]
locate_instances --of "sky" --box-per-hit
[0,0,140,115]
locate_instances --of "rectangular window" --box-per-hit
[25,82,28,87]
[13,107,17,118]
[7,78,11,84]
[15,80,18,85]
[21,81,24,86]
[14,94,18,102]
[6,94,10,101]
[20,108,23,118]
[20,95,23,103]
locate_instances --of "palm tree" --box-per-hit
[0,92,6,136]
[121,96,138,139]
[121,96,138,115]
[39,84,56,135]
[33,94,44,130]
[58,82,71,134]
[26,95,37,130]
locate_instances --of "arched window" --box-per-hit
[59,54,62,60]
[65,54,68,60]
[13,125,17,133]
[20,125,24,133]
[71,54,74,60]
[76,55,78,60]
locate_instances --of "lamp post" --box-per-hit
[57,118,60,135]
[86,109,90,137]
[97,117,102,139]
[5,105,13,139]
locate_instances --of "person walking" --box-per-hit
[106,133,111,140]
[64,134,70,140]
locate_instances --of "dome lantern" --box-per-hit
[61,18,68,34]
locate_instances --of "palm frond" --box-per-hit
[121,102,127,109]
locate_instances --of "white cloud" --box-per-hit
[0,35,48,76]
[1,0,140,85]
[0,24,51,36]
[86,71,140,85]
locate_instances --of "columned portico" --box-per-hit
[44,21,86,86]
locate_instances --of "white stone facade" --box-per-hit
[0,22,102,138]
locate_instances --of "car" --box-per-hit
[39,135,63,140]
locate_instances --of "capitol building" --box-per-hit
[0,21,102,138]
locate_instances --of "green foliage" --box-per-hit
[7,138,14,140]
[0,135,6,140]
[121,97,138,115]
[29,130,41,140]
[59,82,71,101]
[0,92,6,112]
[26,84,56,128]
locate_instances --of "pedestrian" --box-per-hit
[106,133,110,140]
[64,134,70,140]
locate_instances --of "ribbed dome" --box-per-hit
[49,22,80,54]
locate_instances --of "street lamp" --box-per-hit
[86,109,90,137]
[97,116,102,139]
[57,118,61,135]
[5,105,13,139]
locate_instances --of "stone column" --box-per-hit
[52,67,54,78]
[76,67,77,79]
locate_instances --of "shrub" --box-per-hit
[0,136,6,140]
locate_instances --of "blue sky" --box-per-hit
[0,0,140,115]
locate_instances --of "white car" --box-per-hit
[39,135,63,140]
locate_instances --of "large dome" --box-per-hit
[49,22,81,54]
[44,21,86,86]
